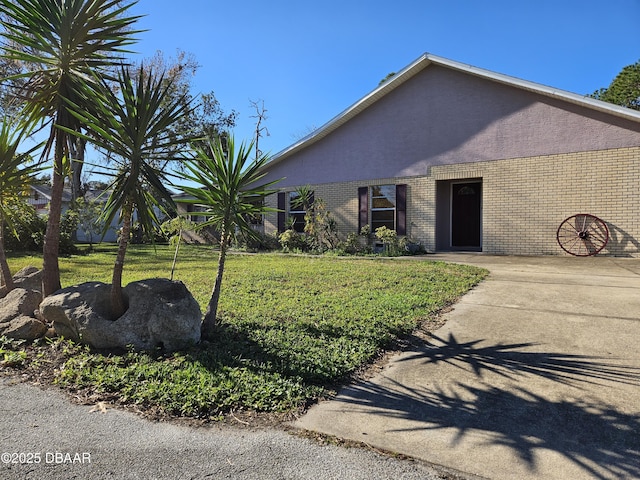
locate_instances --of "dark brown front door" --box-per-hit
[451,182,481,248]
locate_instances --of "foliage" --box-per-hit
[0,55,25,118]
[285,188,339,253]
[0,115,42,289]
[67,64,192,239]
[178,136,282,336]
[0,0,143,296]
[375,226,400,256]
[303,198,339,252]
[161,216,198,246]
[2,203,46,252]
[291,185,314,212]
[59,209,79,255]
[64,64,194,317]
[3,207,78,255]
[591,60,640,111]
[0,336,27,367]
[5,248,487,417]
[235,231,281,252]
[399,236,426,255]
[134,50,237,161]
[72,198,104,248]
[336,232,372,255]
[278,229,307,252]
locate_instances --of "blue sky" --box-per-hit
[123,0,640,157]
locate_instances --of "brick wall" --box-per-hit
[264,146,640,257]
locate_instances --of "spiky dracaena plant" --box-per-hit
[0,116,43,292]
[63,65,193,318]
[178,137,281,339]
[0,0,142,296]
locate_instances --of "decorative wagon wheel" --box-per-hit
[556,214,609,256]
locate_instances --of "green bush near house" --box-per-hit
[3,205,78,255]
[6,246,487,419]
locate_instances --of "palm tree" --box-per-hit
[0,116,42,292]
[179,136,281,339]
[64,65,193,318]
[0,0,142,296]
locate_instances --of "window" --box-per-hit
[289,191,306,233]
[187,204,206,223]
[358,184,406,235]
[370,185,396,231]
[246,198,264,226]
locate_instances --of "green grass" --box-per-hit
[6,245,487,419]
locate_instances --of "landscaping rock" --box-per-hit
[40,278,202,351]
[0,266,42,299]
[1,315,48,340]
[0,288,47,340]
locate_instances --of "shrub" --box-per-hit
[161,217,198,246]
[4,205,79,254]
[58,208,79,254]
[337,232,371,255]
[3,203,46,252]
[237,231,281,252]
[278,229,307,252]
[303,198,339,253]
[399,236,426,255]
[375,226,401,256]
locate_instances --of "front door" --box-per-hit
[451,182,482,248]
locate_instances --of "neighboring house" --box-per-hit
[258,53,640,257]
[27,184,72,216]
[27,185,119,242]
[173,192,264,244]
[173,192,208,224]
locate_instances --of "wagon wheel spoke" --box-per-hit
[556,214,609,256]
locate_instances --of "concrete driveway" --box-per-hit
[294,254,640,480]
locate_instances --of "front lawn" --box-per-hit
[4,246,487,420]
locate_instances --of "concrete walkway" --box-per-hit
[294,254,640,479]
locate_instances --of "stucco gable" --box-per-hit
[261,54,640,188]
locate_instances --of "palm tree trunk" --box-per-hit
[42,152,64,296]
[0,221,15,292]
[111,202,132,319]
[70,137,86,202]
[202,226,229,340]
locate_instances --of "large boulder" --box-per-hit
[0,266,42,299]
[40,278,201,352]
[0,288,47,340]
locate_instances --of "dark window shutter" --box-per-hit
[277,192,286,233]
[358,187,368,232]
[396,184,407,235]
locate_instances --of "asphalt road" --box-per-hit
[0,378,459,480]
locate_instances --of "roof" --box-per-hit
[30,184,73,203]
[30,185,114,203]
[267,53,640,168]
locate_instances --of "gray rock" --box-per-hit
[0,288,42,321]
[0,314,47,340]
[40,278,202,351]
[0,288,47,340]
[0,266,42,299]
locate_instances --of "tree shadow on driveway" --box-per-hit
[337,379,640,479]
[400,333,640,387]
[331,334,640,479]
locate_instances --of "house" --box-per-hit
[27,185,119,242]
[28,184,72,216]
[258,53,640,257]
